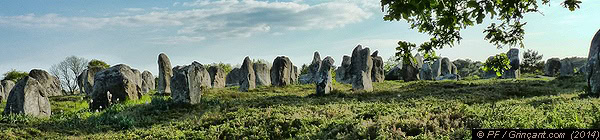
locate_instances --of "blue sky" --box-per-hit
[0,0,598,76]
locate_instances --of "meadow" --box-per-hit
[1,74,597,139]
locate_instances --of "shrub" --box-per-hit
[2,69,28,82]
[521,49,544,74]
[481,53,511,77]
[88,59,110,69]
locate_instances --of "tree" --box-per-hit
[521,49,544,74]
[381,0,582,60]
[88,59,110,69]
[384,55,401,73]
[50,56,89,94]
[2,69,28,82]
[481,53,511,77]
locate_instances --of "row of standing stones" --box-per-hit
[3,29,600,117]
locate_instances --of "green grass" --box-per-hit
[0,75,599,139]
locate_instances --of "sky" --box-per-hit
[0,0,599,77]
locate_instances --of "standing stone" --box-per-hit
[239,57,256,92]
[431,58,442,78]
[131,69,143,93]
[171,62,211,104]
[141,71,155,94]
[560,58,575,77]
[271,56,295,86]
[225,68,242,87]
[371,51,385,82]
[253,63,271,86]
[3,76,51,117]
[316,56,335,95]
[291,65,299,84]
[28,69,62,96]
[2,80,16,101]
[307,51,322,84]
[402,60,420,81]
[587,29,600,95]
[415,53,424,69]
[335,55,353,84]
[502,48,520,79]
[82,66,105,96]
[419,63,434,80]
[544,58,561,76]
[77,70,86,94]
[385,64,403,80]
[89,64,141,111]
[0,84,3,102]
[440,58,453,76]
[350,45,373,92]
[158,53,173,95]
[208,66,226,88]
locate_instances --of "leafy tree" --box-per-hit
[50,56,89,94]
[521,49,544,74]
[381,0,582,60]
[88,59,110,69]
[2,69,28,82]
[453,59,483,78]
[300,64,309,75]
[384,55,401,73]
[481,53,511,77]
[205,62,233,75]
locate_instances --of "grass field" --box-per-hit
[1,74,598,139]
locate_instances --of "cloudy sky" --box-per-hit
[0,0,598,76]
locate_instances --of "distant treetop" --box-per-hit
[2,69,28,82]
[88,59,110,69]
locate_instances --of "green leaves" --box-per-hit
[481,53,511,77]
[381,0,581,57]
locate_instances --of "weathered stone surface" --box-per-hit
[253,63,271,86]
[502,48,520,79]
[316,56,334,95]
[371,51,384,82]
[385,64,403,80]
[0,84,3,102]
[208,66,226,88]
[29,69,62,96]
[239,57,256,92]
[431,58,442,78]
[350,45,373,92]
[402,60,420,81]
[82,66,105,96]
[292,65,299,84]
[419,63,433,80]
[560,58,575,77]
[544,58,561,76]
[415,53,424,69]
[483,56,498,79]
[302,51,321,84]
[587,29,600,95]
[3,76,51,117]
[89,64,141,110]
[271,56,296,86]
[335,55,353,83]
[171,62,211,104]
[225,68,242,87]
[1,80,16,102]
[141,71,155,94]
[158,53,173,95]
[440,58,453,76]
[131,69,143,93]
[77,70,85,94]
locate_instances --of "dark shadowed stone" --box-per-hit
[560,58,574,77]
[29,69,62,96]
[271,56,295,86]
[350,45,373,91]
[89,64,141,111]
[385,64,403,80]
[171,62,211,104]
[303,51,321,84]
[225,68,242,87]
[1,80,16,102]
[141,71,155,94]
[3,76,51,117]
[335,55,353,83]
[371,51,384,82]
[239,57,256,92]
[440,58,452,76]
[502,48,520,79]
[158,53,173,95]
[544,58,561,76]
[316,56,334,95]
[587,29,600,95]
[253,63,271,86]
[419,63,433,80]
[208,66,226,88]
[402,60,420,81]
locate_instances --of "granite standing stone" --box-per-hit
[502,48,520,79]
[316,56,334,95]
[208,66,226,88]
[239,57,256,92]
[158,53,173,95]
[271,56,295,86]
[350,45,373,92]
[141,71,155,94]
[371,51,385,82]
[1,80,16,101]
[335,55,353,83]
[587,29,600,95]
[3,76,51,117]
[419,63,434,80]
[225,68,242,87]
[89,64,141,111]
[28,69,62,96]
[560,58,574,77]
[544,58,561,76]
[171,62,211,104]
[253,63,271,86]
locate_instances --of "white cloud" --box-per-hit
[0,0,372,40]
[149,35,206,45]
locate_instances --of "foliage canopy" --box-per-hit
[2,69,28,82]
